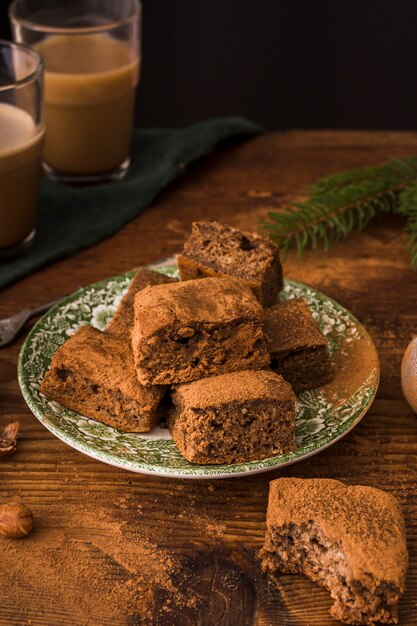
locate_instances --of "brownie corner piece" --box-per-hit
[40,325,164,432]
[264,298,334,392]
[132,276,270,385]
[106,267,176,340]
[260,478,408,625]
[169,369,296,464]
[178,221,283,306]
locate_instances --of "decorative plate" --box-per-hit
[18,262,379,479]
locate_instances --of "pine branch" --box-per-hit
[262,156,417,257]
[311,157,417,195]
[397,182,417,268]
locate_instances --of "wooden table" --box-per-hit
[1,131,416,626]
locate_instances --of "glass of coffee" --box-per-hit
[10,0,141,184]
[0,40,44,260]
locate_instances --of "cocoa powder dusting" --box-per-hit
[0,490,228,625]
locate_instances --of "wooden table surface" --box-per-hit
[1,131,417,626]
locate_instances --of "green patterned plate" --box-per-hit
[18,262,379,479]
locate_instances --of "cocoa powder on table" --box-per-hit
[0,491,227,625]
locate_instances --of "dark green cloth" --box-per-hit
[0,116,260,291]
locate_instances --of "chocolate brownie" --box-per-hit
[40,325,165,432]
[169,370,296,464]
[106,268,176,341]
[178,221,283,306]
[264,298,334,392]
[260,478,408,625]
[132,276,270,385]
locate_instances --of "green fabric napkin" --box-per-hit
[0,116,260,291]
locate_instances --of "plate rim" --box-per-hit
[18,270,380,480]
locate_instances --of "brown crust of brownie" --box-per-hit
[264,298,334,391]
[264,298,328,352]
[178,221,283,306]
[169,370,296,464]
[40,325,165,432]
[173,368,294,407]
[134,276,264,337]
[132,277,270,385]
[263,478,408,588]
[106,267,176,340]
[178,255,264,303]
[271,346,334,393]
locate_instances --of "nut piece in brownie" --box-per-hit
[132,276,270,385]
[178,221,283,306]
[169,370,296,464]
[264,298,334,392]
[106,267,176,341]
[40,325,165,432]
[260,478,408,625]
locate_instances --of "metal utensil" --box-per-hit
[0,298,62,348]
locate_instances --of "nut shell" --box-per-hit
[0,503,33,538]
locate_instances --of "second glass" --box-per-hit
[10,0,141,184]
[0,40,43,259]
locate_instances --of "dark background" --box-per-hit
[2,0,417,130]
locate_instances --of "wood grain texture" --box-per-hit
[1,131,417,625]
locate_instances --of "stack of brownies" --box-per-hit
[41,221,334,465]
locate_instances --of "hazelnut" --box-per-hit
[0,503,33,538]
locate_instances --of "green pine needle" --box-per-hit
[262,156,417,261]
[311,157,417,195]
[397,182,417,268]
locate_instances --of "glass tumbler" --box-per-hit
[10,0,141,184]
[0,40,44,260]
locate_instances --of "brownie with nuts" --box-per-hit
[40,325,165,432]
[132,276,270,385]
[169,370,296,464]
[264,298,334,392]
[260,478,408,625]
[106,267,176,342]
[178,221,283,306]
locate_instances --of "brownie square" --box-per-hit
[260,478,408,625]
[132,276,270,385]
[106,267,176,341]
[169,370,296,464]
[264,298,334,392]
[178,221,283,306]
[40,325,165,432]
